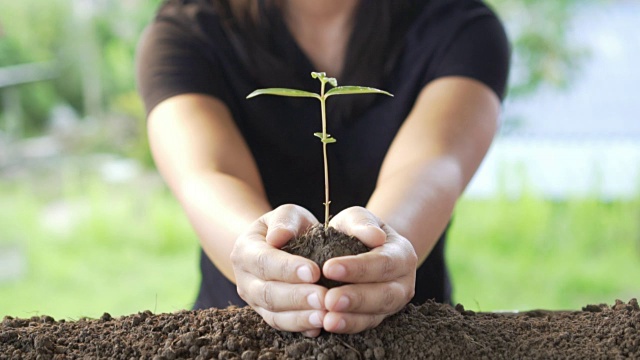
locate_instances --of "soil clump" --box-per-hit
[281,224,369,288]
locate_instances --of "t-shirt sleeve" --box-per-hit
[433,12,510,100]
[135,18,224,115]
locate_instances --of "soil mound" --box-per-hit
[1,299,639,359]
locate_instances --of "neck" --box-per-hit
[282,0,360,78]
[282,0,360,25]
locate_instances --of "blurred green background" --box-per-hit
[1,0,639,319]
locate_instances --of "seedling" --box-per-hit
[247,72,393,228]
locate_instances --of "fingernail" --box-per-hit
[307,293,322,310]
[335,296,350,311]
[327,264,346,279]
[335,318,346,331]
[297,266,313,282]
[309,312,323,328]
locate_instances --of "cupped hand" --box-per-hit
[322,206,418,334]
[230,204,328,337]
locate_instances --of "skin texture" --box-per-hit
[146,0,500,337]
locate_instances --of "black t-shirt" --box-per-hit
[136,0,510,308]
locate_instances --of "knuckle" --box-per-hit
[289,286,306,308]
[297,312,311,329]
[406,284,416,303]
[272,204,298,223]
[255,249,269,279]
[279,255,296,282]
[379,252,396,280]
[407,246,419,267]
[367,315,384,331]
[351,290,366,312]
[236,285,248,302]
[277,203,297,212]
[266,312,283,331]
[261,281,275,310]
[229,247,242,266]
[355,260,369,279]
[379,284,398,313]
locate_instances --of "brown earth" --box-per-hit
[281,224,370,288]
[1,299,639,359]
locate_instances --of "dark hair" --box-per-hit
[213,0,425,123]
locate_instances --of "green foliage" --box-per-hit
[486,0,595,96]
[246,88,320,99]
[0,0,69,133]
[0,173,199,318]
[0,0,162,163]
[448,194,640,311]
[325,86,392,98]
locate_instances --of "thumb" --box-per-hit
[264,204,318,248]
[329,206,386,248]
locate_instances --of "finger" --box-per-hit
[254,308,326,333]
[302,329,321,338]
[323,234,417,284]
[265,204,318,248]
[323,311,386,334]
[235,235,320,283]
[328,206,386,248]
[242,279,327,312]
[323,279,414,315]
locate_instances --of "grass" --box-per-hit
[448,192,640,311]
[0,164,200,319]
[0,163,639,319]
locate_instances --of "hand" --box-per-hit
[230,204,328,337]
[322,206,418,334]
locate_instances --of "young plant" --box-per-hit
[247,72,393,228]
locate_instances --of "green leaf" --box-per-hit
[311,72,325,79]
[310,72,338,87]
[325,86,393,98]
[246,88,320,99]
[313,132,337,143]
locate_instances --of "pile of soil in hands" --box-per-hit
[2,299,639,359]
[281,224,369,288]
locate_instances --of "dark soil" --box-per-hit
[281,224,369,288]
[1,299,639,359]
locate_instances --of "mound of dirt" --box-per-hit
[1,299,639,359]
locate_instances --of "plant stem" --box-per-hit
[320,81,330,228]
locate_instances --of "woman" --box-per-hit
[136,0,509,337]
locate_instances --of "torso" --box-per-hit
[140,0,510,308]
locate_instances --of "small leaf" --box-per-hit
[325,86,393,98]
[247,88,320,99]
[322,137,337,144]
[310,72,338,87]
[313,132,323,139]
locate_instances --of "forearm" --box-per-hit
[174,170,272,283]
[147,94,273,283]
[366,156,463,265]
[367,78,499,265]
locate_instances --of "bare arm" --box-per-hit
[369,76,500,263]
[147,94,271,282]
